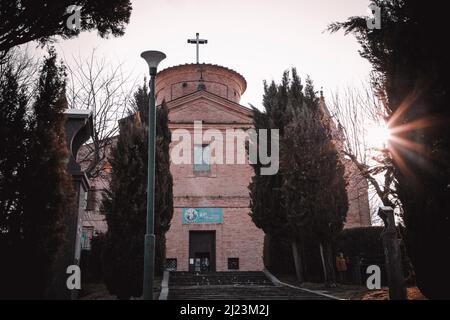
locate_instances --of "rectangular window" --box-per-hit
[86,188,96,211]
[228,258,239,270]
[81,226,94,251]
[194,144,211,172]
[166,258,177,271]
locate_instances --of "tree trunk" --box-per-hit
[291,241,304,284]
[319,242,337,287]
[319,243,327,284]
[325,242,337,286]
[380,207,407,300]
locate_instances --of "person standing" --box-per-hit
[336,252,348,283]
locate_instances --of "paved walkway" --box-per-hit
[167,271,334,300]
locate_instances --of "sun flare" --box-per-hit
[366,123,392,149]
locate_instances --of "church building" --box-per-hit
[157,63,265,272]
[80,38,371,273]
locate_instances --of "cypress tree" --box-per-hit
[0,56,29,298]
[18,49,74,298]
[135,83,173,277]
[249,79,289,242]
[249,70,303,280]
[282,76,348,286]
[154,102,174,275]
[101,84,173,299]
[101,119,148,299]
[250,70,348,284]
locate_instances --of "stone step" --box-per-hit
[169,271,272,287]
[167,272,333,300]
[168,286,331,300]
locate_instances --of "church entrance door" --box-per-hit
[189,231,216,272]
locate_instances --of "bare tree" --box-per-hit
[328,83,421,282]
[0,46,40,105]
[328,82,403,224]
[65,50,138,178]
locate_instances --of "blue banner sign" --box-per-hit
[182,208,223,224]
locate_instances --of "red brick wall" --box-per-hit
[343,160,372,228]
[166,208,265,272]
[166,98,265,271]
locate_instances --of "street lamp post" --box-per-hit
[140,50,166,300]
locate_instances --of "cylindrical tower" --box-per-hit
[155,64,247,105]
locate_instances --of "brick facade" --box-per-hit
[80,63,371,273]
[161,65,264,271]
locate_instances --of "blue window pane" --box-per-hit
[194,145,211,172]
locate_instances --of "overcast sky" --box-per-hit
[39,0,372,108]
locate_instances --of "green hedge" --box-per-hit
[80,233,107,284]
[335,226,384,260]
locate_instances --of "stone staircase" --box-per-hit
[167,271,333,300]
[169,271,272,287]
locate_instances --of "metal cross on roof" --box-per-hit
[187,33,208,64]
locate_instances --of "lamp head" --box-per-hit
[141,50,166,75]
